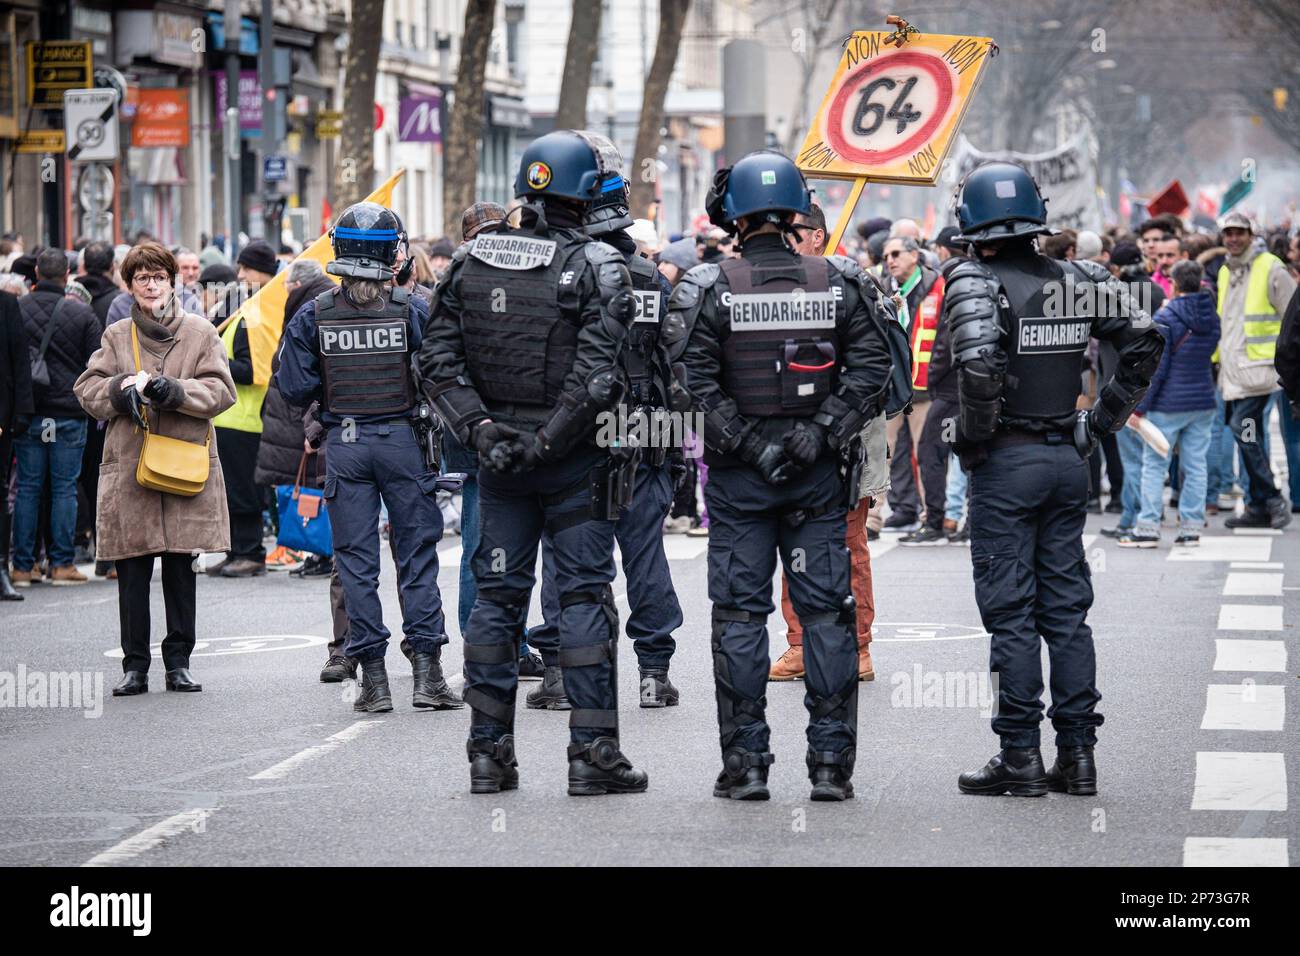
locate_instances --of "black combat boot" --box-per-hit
[958,747,1048,796]
[567,737,649,796]
[713,749,773,800]
[467,735,519,794]
[1045,745,1098,795]
[808,747,856,802]
[411,649,464,709]
[352,658,393,713]
[639,667,680,708]
[0,512,22,601]
[525,665,570,710]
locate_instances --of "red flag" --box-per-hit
[1148,180,1189,218]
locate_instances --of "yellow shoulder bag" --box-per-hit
[131,323,210,497]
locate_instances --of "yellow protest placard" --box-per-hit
[797,30,995,185]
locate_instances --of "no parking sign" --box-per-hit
[796,30,996,185]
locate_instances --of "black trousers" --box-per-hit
[969,441,1101,749]
[77,422,105,547]
[215,427,266,561]
[918,396,957,530]
[886,418,919,521]
[116,553,197,674]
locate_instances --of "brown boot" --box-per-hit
[769,645,805,681]
[858,645,875,682]
[47,565,88,586]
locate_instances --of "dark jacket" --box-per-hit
[78,272,120,328]
[0,290,34,432]
[1272,285,1300,407]
[255,275,335,487]
[1137,290,1221,414]
[19,280,103,419]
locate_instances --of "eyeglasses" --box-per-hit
[132,273,170,288]
[885,250,908,259]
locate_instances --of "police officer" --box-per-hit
[417,130,647,796]
[276,202,461,714]
[946,162,1163,797]
[526,171,684,712]
[665,150,893,802]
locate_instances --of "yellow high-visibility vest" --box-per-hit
[212,317,267,433]
[1218,252,1283,363]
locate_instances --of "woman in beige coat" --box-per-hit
[74,242,236,697]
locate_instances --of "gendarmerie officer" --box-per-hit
[276,202,461,714]
[946,162,1163,797]
[665,150,893,802]
[526,171,684,712]
[417,130,648,796]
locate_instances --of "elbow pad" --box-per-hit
[534,368,624,462]
[587,241,637,328]
[813,392,874,451]
[958,363,1004,443]
[944,260,1006,367]
[1092,328,1164,434]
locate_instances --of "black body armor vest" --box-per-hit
[718,255,840,418]
[987,256,1092,427]
[624,254,664,405]
[316,286,416,417]
[458,229,586,409]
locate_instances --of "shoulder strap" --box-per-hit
[34,297,66,359]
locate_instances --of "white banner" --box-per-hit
[945,131,1103,233]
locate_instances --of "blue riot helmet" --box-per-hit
[514,130,623,204]
[328,202,405,280]
[953,161,1051,243]
[584,174,634,236]
[706,149,812,235]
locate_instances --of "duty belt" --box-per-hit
[988,428,1070,450]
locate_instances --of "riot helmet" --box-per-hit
[328,202,405,280]
[953,161,1051,243]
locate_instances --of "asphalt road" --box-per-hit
[1,503,1295,867]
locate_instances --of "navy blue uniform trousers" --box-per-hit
[704,457,858,756]
[529,461,681,671]
[323,421,447,663]
[465,447,619,747]
[968,440,1102,749]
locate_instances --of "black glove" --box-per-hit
[1072,409,1100,460]
[781,421,828,471]
[741,434,796,486]
[125,387,149,431]
[473,422,529,475]
[143,374,183,409]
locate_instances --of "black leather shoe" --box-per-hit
[713,749,773,800]
[352,658,393,713]
[517,650,545,680]
[468,735,519,794]
[319,655,356,683]
[0,567,21,601]
[1046,745,1098,795]
[567,737,649,795]
[204,556,232,576]
[639,668,680,708]
[958,747,1048,796]
[411,650,464,709]
[525,665,570,710]
[164,668,202,692]
[808,747,856,801]
[112,671,148,696]
[290,554,333,578]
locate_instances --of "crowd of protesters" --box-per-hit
[3,199,1300,693]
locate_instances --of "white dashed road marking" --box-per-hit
[83,807,218,867]
[1216,604,1283,631]
[250,719,385,781]
[1221,572,1283,596]
[1183,837,1289,866]
[1191,752,1287,811]
[1200,684,1285,731]
[1212,639,1287,672]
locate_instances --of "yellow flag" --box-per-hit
[220,168,407,386]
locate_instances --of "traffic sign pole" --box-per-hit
[823,177,867,258]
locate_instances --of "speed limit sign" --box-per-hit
[796,30,995,184]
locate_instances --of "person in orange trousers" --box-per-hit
[771,497,875,681]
